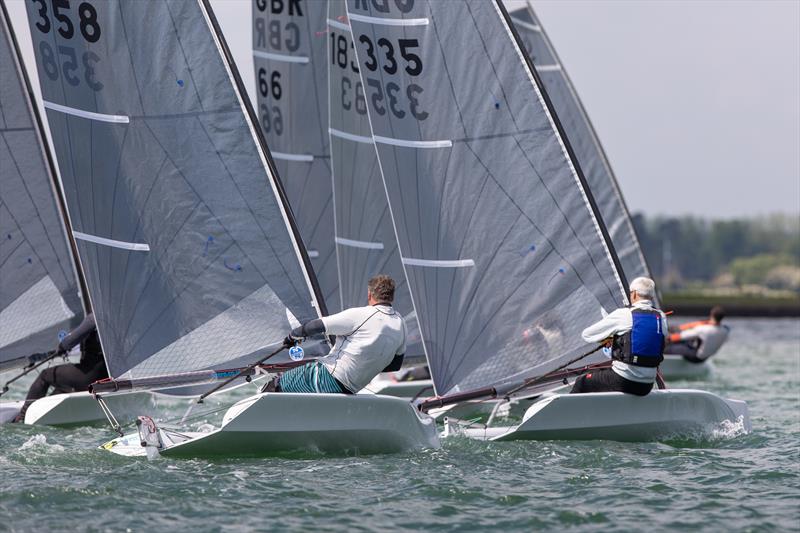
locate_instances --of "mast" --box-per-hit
[0,2,91,315]
[200,0,328,317]
[252,0,340,313]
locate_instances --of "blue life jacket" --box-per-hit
[612,309,665,368]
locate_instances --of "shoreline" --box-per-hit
[662,294,800,318]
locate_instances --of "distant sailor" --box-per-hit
[666,306,729,363]
[571,277,667,396]
[13,313,108,422]
[264,275,406,394]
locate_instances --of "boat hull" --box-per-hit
[102,392,440,458]
[450,389,750,442]
[0,391,155,426]
[660,355,715,380]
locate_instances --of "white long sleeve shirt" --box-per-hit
[318,304,406,393]
[581,299,668,383]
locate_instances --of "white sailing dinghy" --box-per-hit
[345,0,749,441]
[0,5,155,426]
[22,0,436,456]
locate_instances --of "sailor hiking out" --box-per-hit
[571,277,668,396]
[666,306,729,363]
[13,313,108,422]
[264,275,406,394]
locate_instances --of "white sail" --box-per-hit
[346,0,629,397]
[24,0,328,384]
[0,5,86,371]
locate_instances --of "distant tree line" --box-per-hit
[630,214,800,291]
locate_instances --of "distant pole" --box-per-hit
[662,238,672,287]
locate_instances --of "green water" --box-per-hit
[1,318,798,532]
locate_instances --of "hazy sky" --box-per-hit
[5,0,799,218]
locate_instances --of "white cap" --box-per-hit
[629,277,656,299]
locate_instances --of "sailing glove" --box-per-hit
[283,336,299,348]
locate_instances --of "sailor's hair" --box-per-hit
[629,277,656,299]
[368,274,395,303]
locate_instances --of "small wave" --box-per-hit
[710,415,749,441]
[20,434,64,452]
[662,415,750,447]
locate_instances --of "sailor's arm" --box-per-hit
[382,320,407,372]
[669,327,701,344]
[286,308,364,344]
[56,313,96,354]
[581,308,629,343]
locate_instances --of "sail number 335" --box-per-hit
[331,30,428,121]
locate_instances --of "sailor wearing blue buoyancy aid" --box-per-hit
[571,277,668,396]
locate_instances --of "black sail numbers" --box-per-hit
[31,0,103,92]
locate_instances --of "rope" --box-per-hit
[502,343,605,399]
[197,343,287,403]
[94,394,124,437]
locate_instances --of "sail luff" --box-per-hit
[1,3,91,317]
[199,0,327,317]
[517,0,654,299]
[0,5,85,367]
[326,1,427,363]
[252,0,340,313]
[493,0,629,299]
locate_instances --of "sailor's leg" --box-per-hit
[275,362,346,394]
[14,367,58,422]
[570,368,619,394]
[571,369,653,396]
[45,364,93,394]
[617,376,654,396]
[25,367,58,401]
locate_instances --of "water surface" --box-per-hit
[1,318,798,531]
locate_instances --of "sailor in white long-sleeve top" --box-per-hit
[264,275,406,394]
[571,277,668,396]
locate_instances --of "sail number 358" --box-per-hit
[30,0,103,92]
